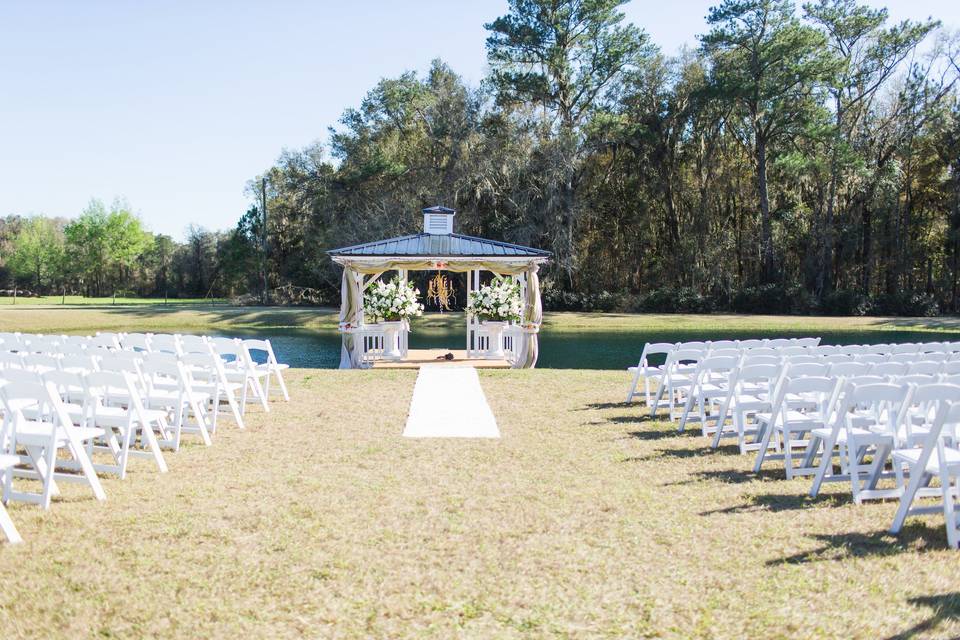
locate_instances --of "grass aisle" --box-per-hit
[1,369,958,638]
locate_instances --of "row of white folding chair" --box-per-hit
[661,350,953,434]
[626,339,822,404]
[110,333,288,406]
[625,340,952,406]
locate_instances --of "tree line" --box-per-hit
[0,199,260,300]
[4,0,960,314]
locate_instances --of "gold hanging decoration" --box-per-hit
[426,271,456,312]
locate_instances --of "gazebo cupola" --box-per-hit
[422,205,455,235]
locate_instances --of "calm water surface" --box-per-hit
[203,325,960,370]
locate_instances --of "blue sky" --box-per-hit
[1,0,957,240]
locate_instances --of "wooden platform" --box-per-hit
[370,349,510,369]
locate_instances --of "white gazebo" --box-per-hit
[328,206,551,369]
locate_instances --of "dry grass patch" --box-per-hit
[1,369,959,638]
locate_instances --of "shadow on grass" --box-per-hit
[768,522,945,566]
[699,490,849,514]
[580,401,636,410]
[884,593,960,640]
[663,466,784,488]
[91,304,337,329]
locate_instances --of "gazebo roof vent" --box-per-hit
[422,205,455,235]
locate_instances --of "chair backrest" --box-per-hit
[783,375,838,415]
[765,338,793,348]
[740,355,781,368]
[737,339,765,349]
[149,334,181,355]
[43,370,88,405]
[828,361,871,378]
[942,361,960,376]
[707,340,738,350]
[784,362,830,378]
[822,354,853,364]
[785,354,821,365]
[85,371,139,409]
[843,382,909,436]
[888,353,920,364]
[676,341,708,351]
[813,345,841,355]
[210,337,242,362]
[89,333,120,350]
[900,374,937,386]
[794,337,821,347]
[907,361,943,376]
[708,348,740,359]
[120,333,151,352]
[0,380,70,431]
[179,334,211,354]
[857,354,888,364]
[180,353,218,383]
[870,362,909,377]
[736,363,780,396]
[23,354,60,373]
[0,352,25,370]
[779,346,808,357]
[666,348,704,369]
[889,343,918,354]
[743,346,777,357]
[60,354,99,374]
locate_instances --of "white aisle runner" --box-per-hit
[403,365,500,438]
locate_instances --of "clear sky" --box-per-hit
[1,0,957,240]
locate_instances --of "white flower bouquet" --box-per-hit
[364,278,424,322]
[467,275,522,322]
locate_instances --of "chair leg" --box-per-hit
[809,434,837,498]
[274,368,289,401]
[68,439,106,501]
[891,466,926,534]
[226,391,245,429]
[0,502,21,544]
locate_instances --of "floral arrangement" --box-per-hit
[467,275,523,322]
[363,278,424,323]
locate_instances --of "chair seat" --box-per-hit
[255,363,289,372]
[15,421,104,445]
[627,366,663,375]
[893,447,960,474]
[810,426,871,443]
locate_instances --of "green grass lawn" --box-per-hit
[2,368,959,638]
[0,300,958,338]
[0,295,228,306]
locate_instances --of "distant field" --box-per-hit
[0,303,958,339]
[0,296,227,306]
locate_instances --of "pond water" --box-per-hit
[206,323,960,371]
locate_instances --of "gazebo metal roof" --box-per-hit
[328,232,551,259]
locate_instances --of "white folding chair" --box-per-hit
[82,371,168,477]
[241,339,290,402]
[626,342,675,405]
[710,363,779,453]
[678,355,739,434]
[807,382,909,503]
[140,359,212,450]
[0,381,106,509]
[651,348,704,420]
[890,389,960,546]
[753,375,840,478]
[210,337,270,414]
[181,352,245,430]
